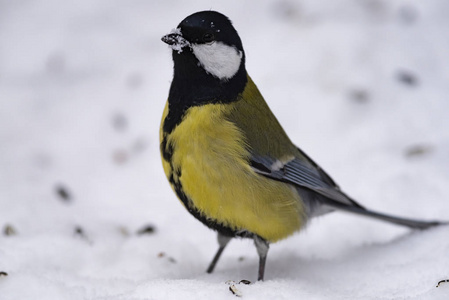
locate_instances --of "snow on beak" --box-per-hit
[161,28,190,53]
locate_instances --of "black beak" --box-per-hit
[161,33,182,45]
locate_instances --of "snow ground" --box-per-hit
[1,0,449,299]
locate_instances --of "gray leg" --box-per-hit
[253,236,269,281]
[206,233,232,274]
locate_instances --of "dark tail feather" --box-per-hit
[323,201,447,230]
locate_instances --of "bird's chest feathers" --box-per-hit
[169,104,249,178]
[162,103,304,242]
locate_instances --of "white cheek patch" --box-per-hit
[191,42,243,81]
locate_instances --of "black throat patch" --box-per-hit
[162,49,247,134]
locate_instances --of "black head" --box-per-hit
[162,10,246,82]
[161,11,248,133]
[176,11,243,53]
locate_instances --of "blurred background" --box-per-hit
[1,0,449,299]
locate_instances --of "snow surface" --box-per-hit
[1,0,449,299]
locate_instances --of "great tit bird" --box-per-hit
[160,10,446,281]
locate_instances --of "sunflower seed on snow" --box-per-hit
[229,284,242,297]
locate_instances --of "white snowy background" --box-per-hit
[1,0,449,299]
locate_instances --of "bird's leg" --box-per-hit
[206,233,232,274]
[253,236,269,281]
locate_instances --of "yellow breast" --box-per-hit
[160,102,306,242]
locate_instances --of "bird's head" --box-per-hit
[162,11,246,82]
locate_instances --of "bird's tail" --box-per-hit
[322,200,447,230]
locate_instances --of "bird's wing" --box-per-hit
[250,153,445,229]
[294,147,339,189]
[249,154,363,208]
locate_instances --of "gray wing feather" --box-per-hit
[250,154,446,229]
[250,155,357,207]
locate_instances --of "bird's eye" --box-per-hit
[203,33,215,43]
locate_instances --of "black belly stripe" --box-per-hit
[160,136,174,162]
[163,102,189,134]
